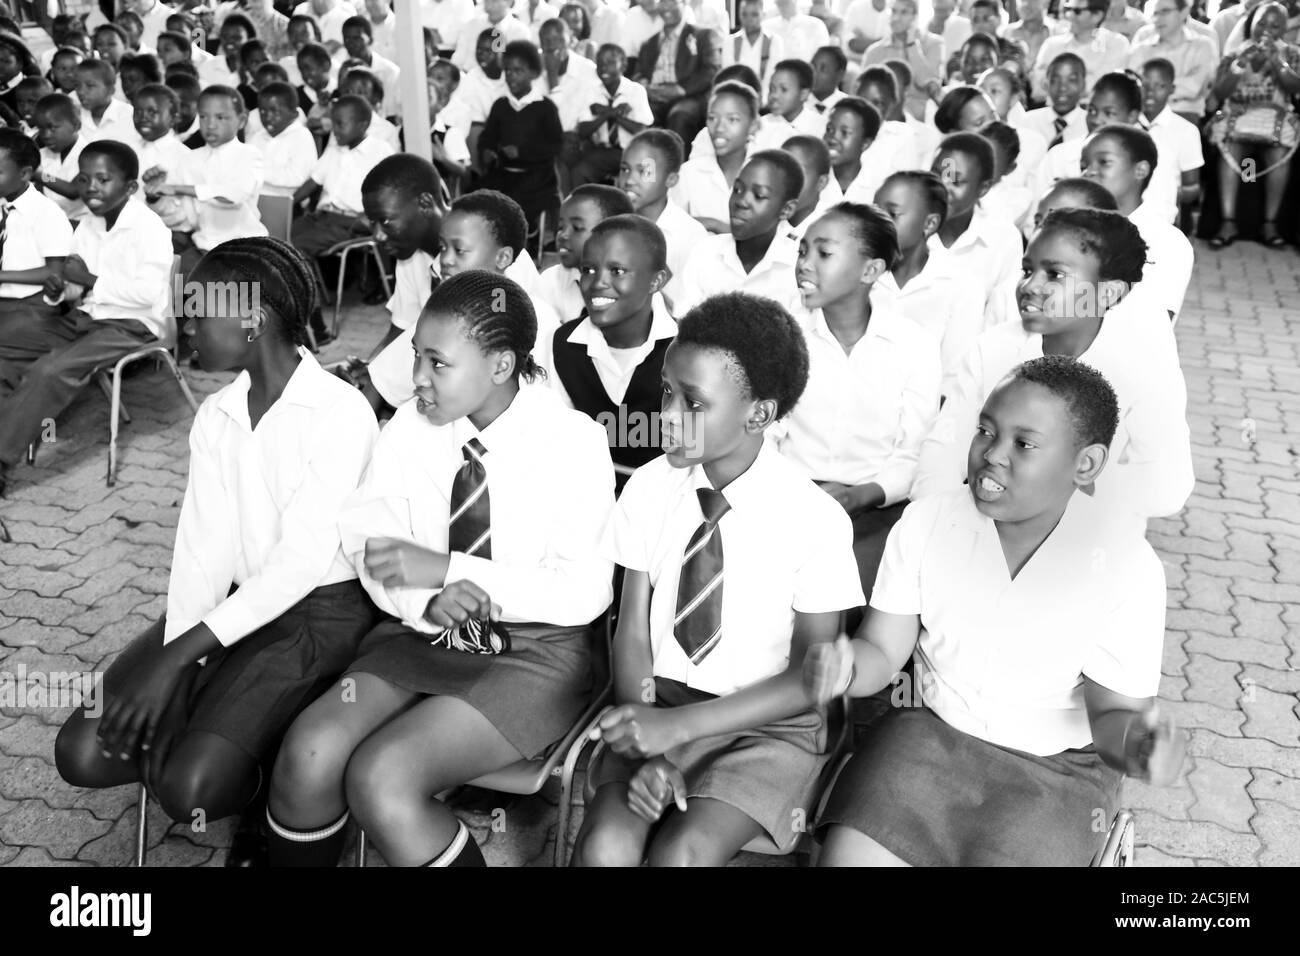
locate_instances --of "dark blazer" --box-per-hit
[633,24,716,98]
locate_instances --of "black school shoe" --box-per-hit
[225,769,270,868]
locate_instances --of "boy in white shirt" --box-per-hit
[1139,57,1203,218]
[34,94,91,223]
[763,0,830,62]
[0,141,171,494]
[809,45,848,115]
[126,84,192,206]
[781,134,841,244]
[249,82,319,197]
[145,85,268,276]
[451,0,533,73]
[810,355,1184,866]
[337,67,402,150]
[725,0,784,94]
[75,59,136,144]
[571,43,654,187]
[538,184,635,324]
[754,59,827,151]
[337,14,402,118]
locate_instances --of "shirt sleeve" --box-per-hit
[200,394,379,645]
[868,498,935,616]
[88,220,172,311]
[1081,546,1165,699]
[872,330,943,506]
[792,494,866,613]
[601,463,653,573]
[36,203,75,257]
[165,408,238,642]
[912,335,983,500]
[193,146,263,206]
[444,419,616,626]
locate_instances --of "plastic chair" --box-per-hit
[1091,810,1136,867]
[257,193,295,242]
[355,601,617,868]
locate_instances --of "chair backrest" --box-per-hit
[258,194,294,242]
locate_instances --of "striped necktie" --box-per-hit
[449,437,491,559]
[606,92,620,147]
[674,487,730,665]
[1050,115,1068,148]
[0,198,9,266]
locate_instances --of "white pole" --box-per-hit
[393,0,431,162]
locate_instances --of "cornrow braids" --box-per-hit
[425,270,543,383]
[191,237,320,348]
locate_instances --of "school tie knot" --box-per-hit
[815,101,827,114]
[463,436,487,464]
[1050,115,1068,148]
[696,487,730,526]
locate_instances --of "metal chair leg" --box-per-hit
[333,244,353,337]
[107,367,126,487]
[355,828,367,868]
[135,782,148,867]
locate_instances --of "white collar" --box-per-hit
[568,294,676,347]
[506,87,546,110]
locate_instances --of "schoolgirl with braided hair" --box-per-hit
[267,269,616,867]
[55,236,381,868]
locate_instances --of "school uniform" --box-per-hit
[290,134,395,258]
[478,89,564,227]
[535,264,586,325]
[928,204,1022,327]
[97,351,381,758]
[199,56,242,89]
[439,67,507,135]
[248,122,319,197]
[1022,104,1086,150]
[752,107,828,153]
[539,53,600,132]
[668,151,746,225]
[820,487,1165,866]
[571,77,654,186]
[363,114,402,152]
[652,199,710,318]
[127,131,190,211]
[982,177,1033,235]
[873,245,976,400]
[333,49,402,117]
[779,303,942,593]
[450,12,532,73]
[763,12,830,63]
[175,138,268,268]
[177,117,205,150]
[80,98,136,144]
[0,201,171,467]
[420,0,477,52]
[339,386,615,759]
[905,112,941,169]
[912,298,1194,523]
[1144,107,1203,224]
[1031,28,1131,100]
[0,184,73,345]
[841,132,914,207]
[1129,199,1194,320]
[39,135,91,222]
[550,295,676,480]
[674,230,801,318]
[366,253,558,408]
[597,441,865,849]
[811,88,846,117]
[725,28,784,93]
[785,175,843,246]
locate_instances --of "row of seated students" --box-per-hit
[16,108,1192,863]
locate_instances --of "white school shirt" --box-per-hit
[1146,106,1204,181]
[785,174,844,245]
[841,132,913,206]
[871,488,1165,756]
[440,67,508,134]
[683,0,729,34]
[549,294,677,410]
[1129,200,1193,320]
[842,0,890,52]
[674,231,802,318]
[873,245,976,399]
[137,0,174,49]
[763,13,830,63]
[779,304,941,503]
[450,13,532,72]
[752,107,828,152]
[367,9,400,59]
[1000,118,1047,202]
[1022,104,1086,149]
[912,299,1194,521]
[725,29,786,93]
[68,199,173,341]
[982,177,1033,235]
[177,138,268,251]
[927,204,1022,325]
[164,350,379,646]
[1031,28,1131,99]
[199,55,242,89]
[333,49,403,117]
[535,264,587,325]
[514,0,561,41]
[622,6,663,58]
[589,2,627,51]
[339,386,616,630]
[312,134,396,215]
[368,259,561,407]
[576,76,655,147]
[654,199,710,317]
[905,112,941,170]
[669,152,743,224]
[0,185,73,300]
[540,53,601,132]
[249,123,319,196]
[39,136,90,222]
[126,131,190,205]
[811,88,846,117]
[420,0,477,50]
[605,440,865,697]
[80,99,136,145]
[314,4,355,46]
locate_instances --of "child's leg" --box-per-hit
[645,797,765,868]
[266,672,418,866]
[343,695,523,867]
[0,300,76,365]
[0,317,156,469]
[570,782,653,867]
[818,825,911,867]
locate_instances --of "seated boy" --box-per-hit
[249,81,319,198]
[0,141,172,496]
[0,129,73,342]
[34,93,90,223]
[75,58,135,144]
[753,59,827,151]
[812,356,1184,866]
[571,43,654,188]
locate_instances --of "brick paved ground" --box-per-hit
[1,242,1298,867]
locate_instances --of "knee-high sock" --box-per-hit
[421,821,485,868]
[266,808,350,868]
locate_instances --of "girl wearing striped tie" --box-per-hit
[571,292,865,867]
[265,270,617,867]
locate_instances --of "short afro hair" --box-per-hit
[1139,57,1175,85]
[81,138,140,182]
[451,189,528,262]
[772,58,813,90]
[1002,355,1120,449]
[502,40,542,74]
[363,152,447,201]
[626,128,685,174]
[855,65,898,106]
[710,79,760,120]
[980,120,1020,174]
[1089,123,1159,192]
[566,183,635,220]
[589,214,669,272]
[934,84,990,134]
[0,127,40,170]
[881,170,949,229]
[33,92,80,123]
[713,63,762,95]
[674,293,810,420]
[782,134,831,179]
[829,96,882,142]
[745,148,805,205]
[936,131,997,185]
[1036,207,1147,285]
[1044,176,1118,212]
[133,82,179,112]
[1091,70,1143,116]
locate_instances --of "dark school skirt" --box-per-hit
[104,580,377,760]
[345,618,593,760]
[819,705,1122,866]
[591,678,831,852]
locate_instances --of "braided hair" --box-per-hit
[424,270,543,384]
[191,237,320,349]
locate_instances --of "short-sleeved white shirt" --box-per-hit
[0,185,74,299]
